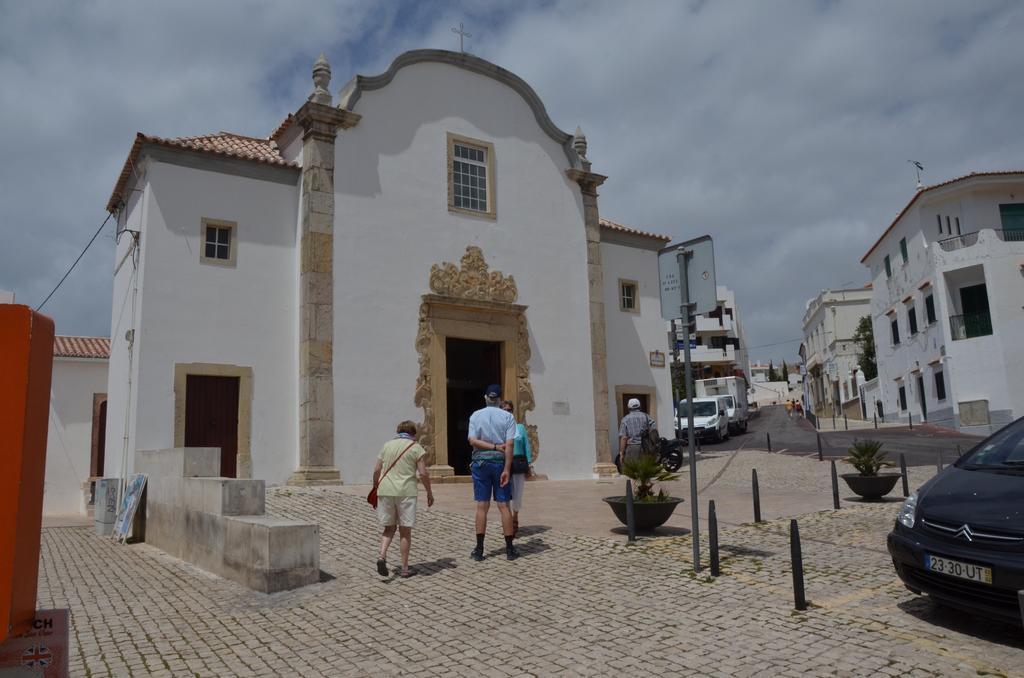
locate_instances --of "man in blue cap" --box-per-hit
[467,383,519,561]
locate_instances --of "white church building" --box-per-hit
[102,50,673,486]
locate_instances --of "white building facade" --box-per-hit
[800,287,872,418]
[672,285,749,381]
[861,172,1024,434]
[44,337,109,516]
[102,50,672,485]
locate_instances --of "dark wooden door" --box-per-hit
[94,400,106,476]
[184,375,240,477]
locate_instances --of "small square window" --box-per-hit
[448,133,495,218]
[200,219,237,266]
[619,279,639,313]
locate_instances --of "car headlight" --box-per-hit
[897,493,918,529]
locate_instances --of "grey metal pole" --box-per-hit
[709,500,720,577]
[899,453,909,498]
[678,251,700,572]
[873,412,878,429]
[830,460,840,510]
[766,432,772,452]
[752,468,762,523]
[843,413,848,431]
[790,519,807,611]
[816,433,823,461]
[625,479,636,544]
[908,412,913,430]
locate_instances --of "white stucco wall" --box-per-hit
[106,159,301,484]
[332,61,598,482]
[863,177,1024,433]
[45,358,108,515]
[600,241,674,451]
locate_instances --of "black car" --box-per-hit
[888,416,1024,624]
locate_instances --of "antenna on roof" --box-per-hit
[908,160,924,189]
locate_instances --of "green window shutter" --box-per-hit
[999,203,1024,233]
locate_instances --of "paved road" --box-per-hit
[695,405,983,467]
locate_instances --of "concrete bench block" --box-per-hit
[183,478,265,516]
[136,448,220,479]
[223,516,319,593]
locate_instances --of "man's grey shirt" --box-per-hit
[619,410,655,445]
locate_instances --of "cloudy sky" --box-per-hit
[2,0,1023,364]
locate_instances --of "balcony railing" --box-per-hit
[938,231,978,252]
[949,311,993,340]
[994,228,1024,242]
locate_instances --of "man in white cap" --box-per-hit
[618,398,657,465]
[467,383,519,561]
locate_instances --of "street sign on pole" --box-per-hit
[658,235,717,320]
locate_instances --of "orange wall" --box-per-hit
[0,305,54,641]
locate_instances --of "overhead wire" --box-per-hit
[35,212,114,312]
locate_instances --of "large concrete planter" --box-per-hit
[603,496,683,530]
[841,472,900,500]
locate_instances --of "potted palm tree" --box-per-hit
[603,455,683,529]
[840,440,900,500]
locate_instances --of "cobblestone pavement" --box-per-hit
[39,481,1023,677]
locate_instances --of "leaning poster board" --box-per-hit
[112,474,147,543]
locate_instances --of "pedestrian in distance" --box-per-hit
[618,398,658,464]
[795,400,803,417]
[501,400,534,538]
[467,384,519,561]
[372,421,434,578]
[785,400,794,418]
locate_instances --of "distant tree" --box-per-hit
[768,360,778,382]
[853,316,877,381]
[781,361,789,382]
[670,360,687,402]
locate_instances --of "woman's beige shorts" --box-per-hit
[377,496,418,528]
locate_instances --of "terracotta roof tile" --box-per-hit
[861,170,1024,263]
[599,217,671,242]
[107,131,298,212]
[54,336,110,359]
[269,114,295,140]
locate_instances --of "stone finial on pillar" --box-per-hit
[310,52,332,105]
[573,126,588,160]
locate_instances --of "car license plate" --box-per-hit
[925,554,992,585]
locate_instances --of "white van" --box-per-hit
[694,376,749,433]
[676,397,730,443]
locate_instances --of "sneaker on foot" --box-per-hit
[506,546,520,561]
[470,547,485,562]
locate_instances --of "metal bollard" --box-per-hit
[873,413,878,429]
[709,500,720,577]
[752,469,762,523]
[843,413,848,431]
[830,460,840,510]
[816,433,823,462]
[790,519,807,611]
[625,479,637,543]
[937,450,943,473]
[899,453,909,498]
[767,432,772,452]
[908,412,913,430]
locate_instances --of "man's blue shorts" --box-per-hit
[471,460,511,503]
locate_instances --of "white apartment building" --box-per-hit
[672,285,749,381]
[800,287,872,418]
[861,171,1024,434]
[749,363,769,383]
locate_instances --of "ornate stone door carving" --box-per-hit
[414,246,537,476]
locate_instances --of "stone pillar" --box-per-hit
[567,128,614,478]
[288,55,360,486]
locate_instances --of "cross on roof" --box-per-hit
[451,22,471,53]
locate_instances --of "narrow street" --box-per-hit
[694,404,983,467]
